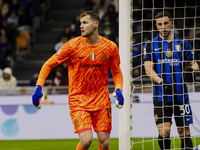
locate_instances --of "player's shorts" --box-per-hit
[70,103,112,134]
[153,97,193,126]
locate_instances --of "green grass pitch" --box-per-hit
[0,137,199,150]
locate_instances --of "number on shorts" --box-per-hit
[179,104,191,115]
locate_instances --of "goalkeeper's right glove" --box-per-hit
[113,89,124,109]
[160,80,172,95]
[32,85,44,109]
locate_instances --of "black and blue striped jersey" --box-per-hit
[143,35,194,103]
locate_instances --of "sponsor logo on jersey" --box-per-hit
[158,58,180,66]
[80,63,104,68]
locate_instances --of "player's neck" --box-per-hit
[160,33,173,42]
[85,33,100,46]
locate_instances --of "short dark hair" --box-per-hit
[155,11,172,20]
[80,10,100,22]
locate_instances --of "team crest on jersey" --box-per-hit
[101,52,107,61]
[175,45,181,51]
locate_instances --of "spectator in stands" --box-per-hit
[102,24,116,43]
[7,9,19,28]
[102,4,118,28]
[99,14,111,31]
[30,70,39,86]
[49,67,68,94]
[1,16,17,45]
[17,6,32,31]
[0,0,9,19]
[132,37,141,78]
[58,25,72,41]
[132,37,141,61]
[61,62,68,77]
[25,0,42,32]
[8,0,20,15]
[84,0,95,10]
[71,7,85,37]
[18,0,29,5]
[54,36,68,52]
[0,67,17,95]
[54,35,68,52]
[0,35,15,68]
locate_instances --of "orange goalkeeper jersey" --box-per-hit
[37,36,123,111]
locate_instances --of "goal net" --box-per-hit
[119,0,200,149]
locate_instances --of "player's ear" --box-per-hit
[170,21,173,28]
[94,21,99,27]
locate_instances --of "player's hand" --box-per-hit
[160,81,172,95]
[113,89,124,109]
[32,85,44,109]
[184,68,195,83]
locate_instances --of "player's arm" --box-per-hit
[144,61,163,84]
[110,43,124,109]
[32,54,59,109]
[36,54,59,87]
[143,41,163,84]
[111,65,123,91]
[32,39,73,109]
[144,60,172,94]
[111,64,124,109]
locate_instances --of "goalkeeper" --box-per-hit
[32,11,124,150]
[143,11,199,150]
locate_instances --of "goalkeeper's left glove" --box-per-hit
[184,68,195,83]
[32,85,44,109]
[113,89,124,109]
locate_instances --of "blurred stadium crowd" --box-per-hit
[0,0,119,95]
[0,0,47,70]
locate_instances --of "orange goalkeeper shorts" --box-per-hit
[70,106,112,134]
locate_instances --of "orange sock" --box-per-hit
[76,142,88,150]
[98,145,110,150]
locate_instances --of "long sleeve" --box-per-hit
[111,64,123,90]
[36,54,59,87]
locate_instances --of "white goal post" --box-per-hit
[119,0,131,149]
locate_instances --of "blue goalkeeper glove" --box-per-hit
[113,89,124,109]
[32,85,44,109]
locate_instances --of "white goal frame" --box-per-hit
[119,0,131,149]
